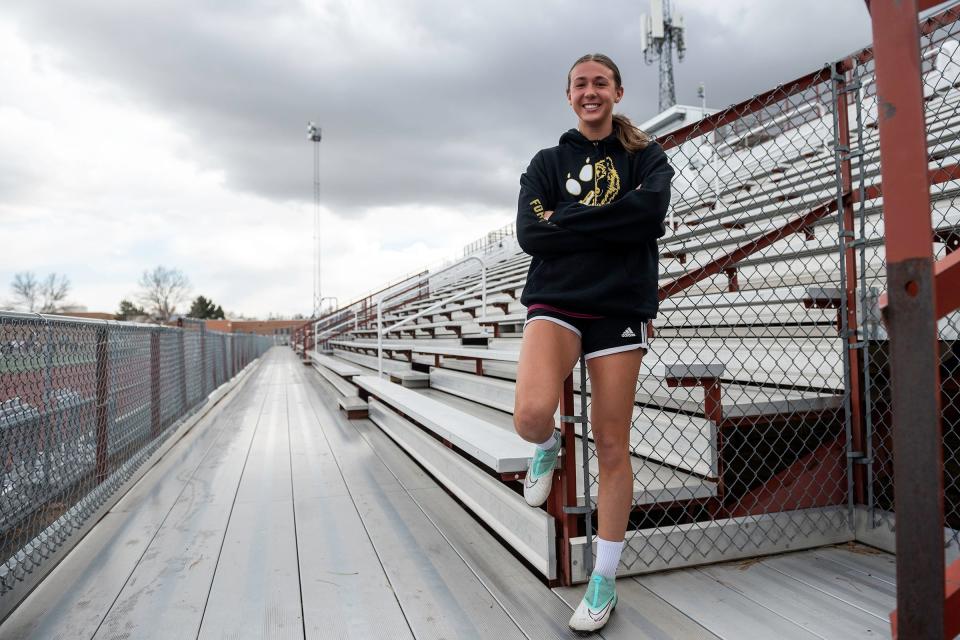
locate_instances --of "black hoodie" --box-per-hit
[516,128,675,318]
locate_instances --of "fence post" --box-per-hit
[150,329,161,437]
[200,322,208,397]
[221,334,228,386]
[868,0,944,636]
[833,60,868,506]
[547,373,580,586]
[95,325,109,484]
[178,327,188,411]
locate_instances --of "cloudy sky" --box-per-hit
[0,0,873,318]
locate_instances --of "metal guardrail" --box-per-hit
[376,256,487,376]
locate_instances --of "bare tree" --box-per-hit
[10,272,40,311]
[38,273,71,313]
[137,266,191,322]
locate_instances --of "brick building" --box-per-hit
[204,319,306,345]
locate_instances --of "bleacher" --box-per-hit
[289,33,960,589]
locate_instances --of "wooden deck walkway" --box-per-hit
[0,348,896,639]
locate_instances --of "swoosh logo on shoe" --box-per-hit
[587,598,613,622]
[524,474,538,489]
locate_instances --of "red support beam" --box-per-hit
[834,64,869,506]
[659,163,957,302]
[95,326,109,484]
[546,374,580,587]
[869,1,945,638]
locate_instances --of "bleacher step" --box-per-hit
[354,375,531,473]
[337,395,368,419]
[389,371,429,388]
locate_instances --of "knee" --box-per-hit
[594,432,630,468]
[513,400,554,442]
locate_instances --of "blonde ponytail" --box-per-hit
[612,113,652,154]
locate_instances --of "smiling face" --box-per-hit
[566,60,624,137]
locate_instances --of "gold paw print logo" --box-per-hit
[565,157,620,206]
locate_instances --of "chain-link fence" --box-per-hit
[573,6,959,577]
[0,312,271,597]
[859,5,960,555]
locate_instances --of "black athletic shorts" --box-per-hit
[523,307,649,360]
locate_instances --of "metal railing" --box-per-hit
[0,312,271,609]
[376,256,487,376]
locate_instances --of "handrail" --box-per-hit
[377,256,486,376]
[313,311,359,352]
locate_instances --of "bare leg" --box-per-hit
[513,320,582,443]
[586,349,644,541]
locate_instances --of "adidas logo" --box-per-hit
[621,327,636,338]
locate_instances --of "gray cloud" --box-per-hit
[3,0,872,216]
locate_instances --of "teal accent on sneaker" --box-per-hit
[530,438,560,478]
[585,573,616,610]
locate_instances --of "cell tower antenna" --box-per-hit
[641,0,686,112]
[307,121,323,319]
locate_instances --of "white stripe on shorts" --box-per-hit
[523,315,582,337]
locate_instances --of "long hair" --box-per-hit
[567,53,652,154]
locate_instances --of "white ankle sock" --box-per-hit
[536,432,558,450]
[593,537,624,579]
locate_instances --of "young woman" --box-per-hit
[513,53,674,632]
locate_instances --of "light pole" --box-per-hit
[307,122,323,318]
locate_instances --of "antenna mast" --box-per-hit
[641,0,686,112]
[307,122,323,318]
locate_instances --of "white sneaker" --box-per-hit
[569,573,617,632]
[523,437,561,507]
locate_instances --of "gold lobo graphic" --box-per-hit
[565,157,620,206]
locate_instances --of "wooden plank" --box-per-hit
[297,372,435,496]
[197,498,304,639]
[354,375,531,473]
[762,551,896,619]
[310,351,362,377]
[813,545,898,586]
[287,381,352,500]
[284,375,412,639]
[231,390,293,505]
[639,568,822,639]
[0,357,271,640]
[312,359,358,397]
[339,400,578,638]
[294,495,411,639]
[91,380,270,638]
[92,498,243,639]
[368,399,556,579]
[198,382,302,639]
[553,581,720,640]
[696,558,890,638]
[350,488,526,639]
[409,487,581,640]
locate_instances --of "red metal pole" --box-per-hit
[178,329,188,410]
[150,330,161,437]
[868,0,945,637]
[200,322,208,397]
[95,326,109,483]
[221,334,228,386]
[834,61,868,505]
[548,374,579,587]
